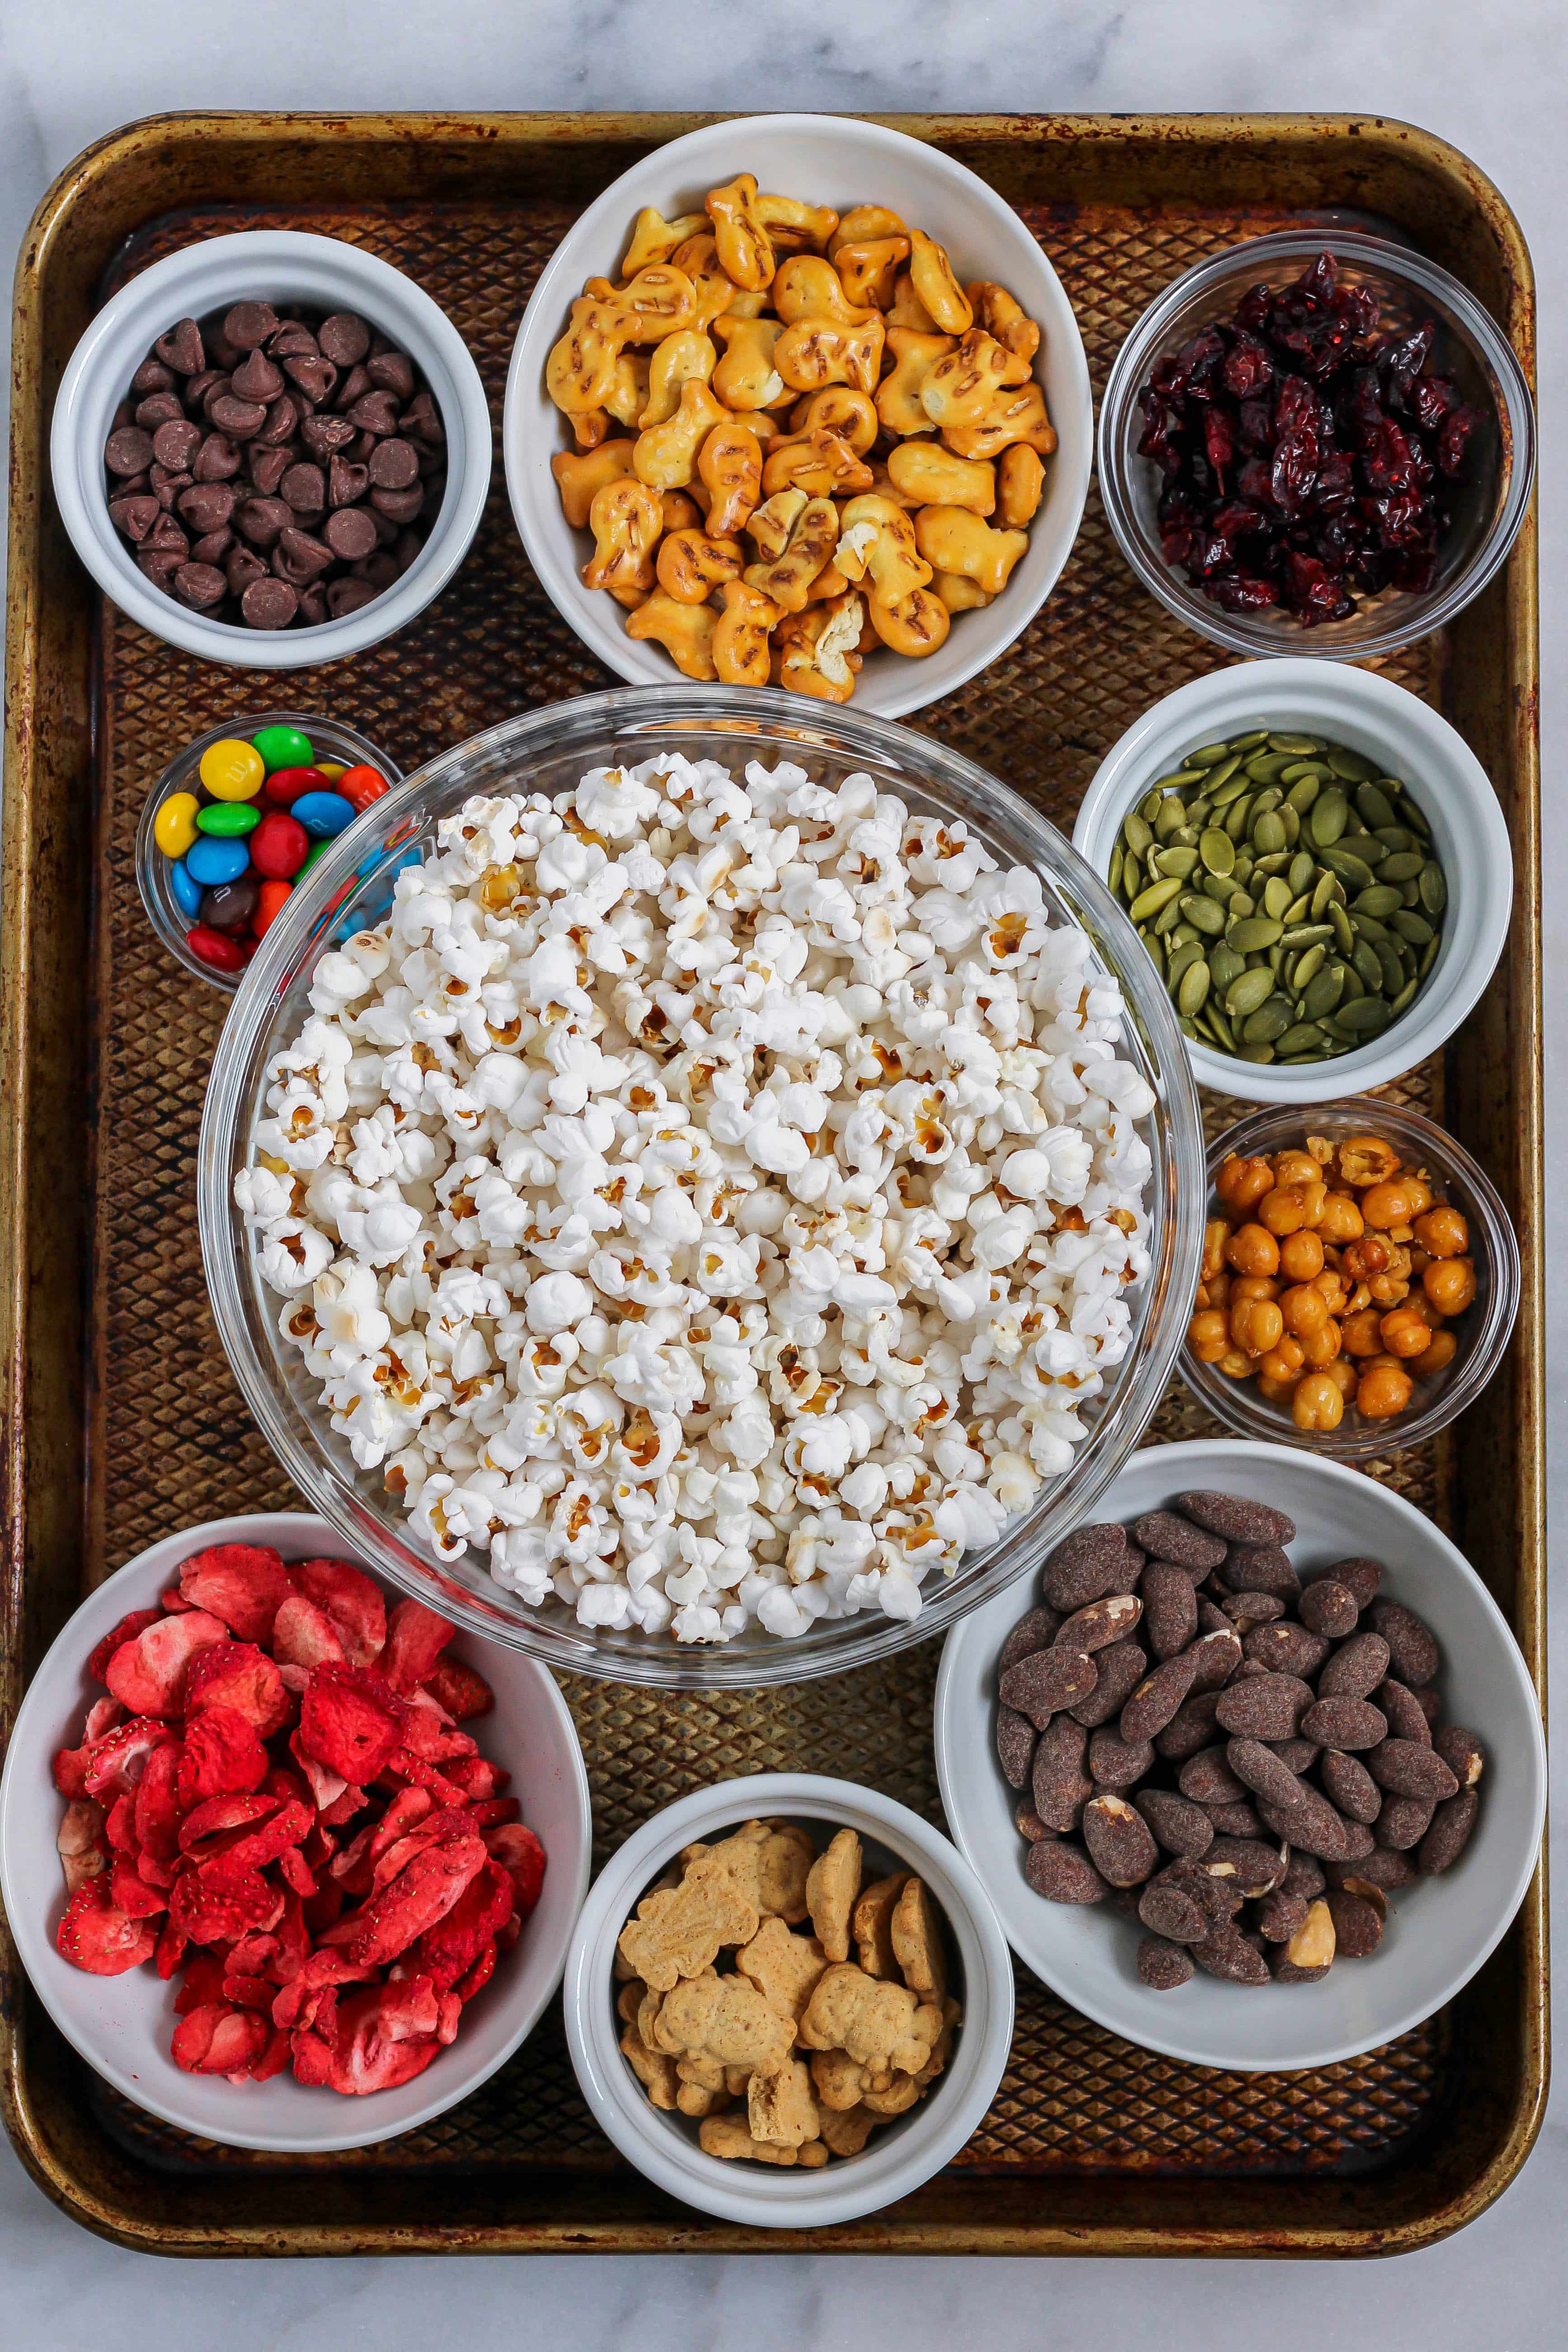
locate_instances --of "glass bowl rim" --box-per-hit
[198,683,1207,1688]
[1176,1094,1521,1459]
[1096,227,1537,663]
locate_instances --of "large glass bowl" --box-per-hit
[1098,229,1535,662]
[199,687,1205,1687]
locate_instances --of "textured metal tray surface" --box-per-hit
[1,115,1543,2258]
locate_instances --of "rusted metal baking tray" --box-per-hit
[0,111,1544,2257]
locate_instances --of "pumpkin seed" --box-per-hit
[1243,999,1295,1045]
[1179,892,1226,935]
[1320,844,1375,889]
[1207,1005,1237,1050]
[1169,921,1200,948]
[1238,1042,1276,1064]
[1288,850,1316,897]
[1177,960,1211,1018]
[1139,787,1164,822]
[1282,892,1311,925]
[1268,733,1324,754]
[1199,827,1235,876]
[1199,872,1236,905]
[1245,752,1291,783]
[1302,965,1346,1020]
[1357,784,1399,831]
[1108,843,1123,896]
[1228,915,1284,953]
[1310,789,1350,846]
[1154,794,1188,840]
[1158,845,1201,880]
[1353,885,1404,920]
[1252,811,1287,855]
[1419,861,1448,915]
[1152,894,1184,936]
[1209,769,1251,808]
[1199,754,1242,793]
[1328,900,1355,955]
[1227,889,1257,920]
[1262,877,1294,920]
[1165,938,1205,989]
[1291,942,1327,992]
[1224,793,1254,839]
[1328,745,1377,783]
[1286,773,1323,814]
[1337,995,1394,1038]
[1129,877,1182,922]
[1277,1021,1328,1054]
[1225,967,1277,1019]
[1188,742,1232,767]
[1393,909,1433,945]
[1280,760,1332,787]
[1390,976,1419,1017]
[1376,939,1406,995]
[1351,938,1385,994]
[1310,869,1338,920]
[1420,932,1441,977]
[1209,942,1246,990]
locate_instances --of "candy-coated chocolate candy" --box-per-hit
[186,922,247,974]
[169,858,204,920]
[196,799,260,838]
[337,764,388,815]
[315,761,347,779]
[263,764,328,808]
[250,809,310,880]
[292,790,355,839]
[198,737,266,801]
[185,835,251,887]
[251,724,314,774]
[200,876,261,931]
[254,879,294,938]
[154,791,201,858]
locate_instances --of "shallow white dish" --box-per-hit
[504,112,1092,719]
[51,230,491,669]
[0,1513,591,2153]
[563,1772,1014,2227]
[1072,660,1514,1106]
[933,1439,1545,2074]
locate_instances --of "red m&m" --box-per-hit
[250,809,310,880]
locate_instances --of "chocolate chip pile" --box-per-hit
[104,302,446,630]
[994,1490,1485,1988]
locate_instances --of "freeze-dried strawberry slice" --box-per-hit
[173,1953,229,2014]
[176,1703,269,1808]
[183,1641,291,1738]
[440,1756,508,1803]
[178,1792,277,1852]
[83,1696,125,1743]
[56,1879,159,1975]
[133,1740,183,1859]
[330,1786,432,1895]
[303,1984,444,2096]
[272,1593,348,1684]
[244,2028,293,2084]
[382,1599,455,1694]
[463,1798,521,1830]
[110,1856,167,1918]
[55,1715,171,1803]
[347,1815,488,1967]
[178,1543,292,1645]
[104,1793,139,1854]
[159,1587,192,1612]
[270,1891,311,1986]
[169,1860,283,1946]
[195,1798,313,1882]
[319,1782,369,1829]
[56,1798,109,1897]
[484,1823,546,1918]
[278,1845,317,1899]
[454,1940,497,2005]
[423,1656,494,1723]
[105,1610,229,1718]
[401,1692,479,1763]
[270,1948,378,2032]
[222,1970,277,2013]
[155,1917,188,1981]
[171,2001,270,2077]
[414,1859,514,1993]
[288,1728,347,1816]
[302,1878,346,1940]
[87,1608,163,1686]
[288,1559,386,1667]
[366,1809,460,1895]
[381,1749,467,1808]
[373,1973,441,2043]
[299,1664,405,1785]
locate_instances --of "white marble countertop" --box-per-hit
[1,4,1563,2343]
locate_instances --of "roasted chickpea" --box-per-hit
[1188,1309,1230,1364]
[1280,1282,1329,1339]
[1367,1272,1412,1308]
[1413,1204,1469,1260]
[1258,1180,1326,1236]
[1258,1335,1305,1382]
[1293,1371,1346,1432]
[1216,1153,1273,1211]
[1313,1269,1350,1314]
[1338,1136,1400,1189]
[1216,1345,1253,1380]
[1424,1256,1478,1315]
[1230,1275,1280,1304]
[1361,1177,1427,1230]
[1205,1266,1232,1313]
[1257,1371,1302,1405]
[1340,1235,1391,1282]
[1278,1228,1325,1283]
[1230,1296,1284,1357]
[1317,1191,1365,1242]
[1341,1307,1385,1358]
[1201,1218,1230,1282]
[1357,1361,1415,1420]
[1380,1305,1433,1359]
[1324,1356,1361,1402]
[1409,1329,1459,1378]
[1298,1319,1343,1369]
[1224,1223,1280,1278]
[1402,1289,1445,1329]
[1267,1149,1315,1188]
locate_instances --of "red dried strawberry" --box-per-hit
[105,1610,229,1717]
[288,1559,386,1667]
[366,1808,461,1895]
[381,1749,467,1808]
[319,1781,369,1829]
[177,1543,292,1645]
[169,1859,283,1947]
[400,1692,478,1763]
[423,1656,494,1723]
[272,1593,347,1686]
[287,1728,348,1816]
[104,1793,139,1854]
[270,1948,377,2032]
[245,2028,293,2084]
[84,1717,174,1802]
[179,1792,278,1851]
[299,1664,405,1785]
[195,1798,313,1882]
[330,1786,432,1896]
[453,1940,497,2005]
[56,1880,159,1975]
[56,1798,110,1897]
[414,1859,514,1993]
[270,1891,311,1987]
[171,2001,270,2076]
[484,1823,546,1919]
[347,1815,488,1967]
[374,1972,441,2042]
[173,1953,230,2014]
[222,1970,277,2013]
[464,1798,521,1830]
[110,1856,167,1920]
[87,1607,163,1686]
[133,1741,183,1860]
[440,1756,507,1803]
[183,1641,291,1738]
[176,1703,269,1809]
[83,1696,126,1743]
[303,1983,444,2095]
[382,1598,455,1693]
[159,1587,191,1612]
[155,1917,188,1981]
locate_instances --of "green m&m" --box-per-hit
[251,723,315,775]
[196,800,261,838]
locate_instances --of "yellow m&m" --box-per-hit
[153,790,201,858]
[198,737,266,802]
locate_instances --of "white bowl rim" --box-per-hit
[50,229,492,671]
[933,1438,1547,2072]
[562,1770,1015,2227]
[0,1512,592,2153]
[1071,658,1514,1105]
[502,109,1093,721]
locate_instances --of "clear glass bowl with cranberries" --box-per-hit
[1098,230,1534,660]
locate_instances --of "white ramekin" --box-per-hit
[50,230,491,669]
[563,1772,1014,2228]
[1072,660,1514,1104]
[0,1513,591,2154]
[504,112,1092,721]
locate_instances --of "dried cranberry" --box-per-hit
[1437,403,1485,477]
[1235,281,1272,333]
[1310,451,1357,513]
[1207,570,1280,613]
[1202,408,1235,486]
[1376,320,1437,402]
[1283,551,1355,625]
[1409,373,1459,433]
[1222,334,1274,399]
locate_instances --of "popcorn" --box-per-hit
[244,753,1155,1644]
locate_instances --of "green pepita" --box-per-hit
[1225,967,1277,1019]
[1179,892,1226,936]
[1177,960,1211,1018]
[1128,877,1182,922]
[1243,999,1295,1045]
[1209,942,1246,991]
[1224,794,1254,840]
[1252,811,1287,855]
[1199,828,1235,877]
[1337,995,1394,1038]
[1376,939,1406,995]
[1320,845,1375,890]
[1228,915,1284,953]
[1351,939,1385,995]
[1327,745,1377,783]
[1353,886,1404,921]
[1158,845,1201,880]
[1328,901,1355,955]
[1291,943,1327,993]
[1302,965,1346,1020]
[1310,789,1350,847]
[1152,895,1183,936]
[1390,976,1419,1017]
[1419,861,1448,915]
[1393,909,1433,945]
[1276,1021,1328,1055]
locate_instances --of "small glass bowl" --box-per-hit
[136,711,403,991]
[198,685,1206,1690]
[1178,1099,1519,1460]
[1098,229,1535,662]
